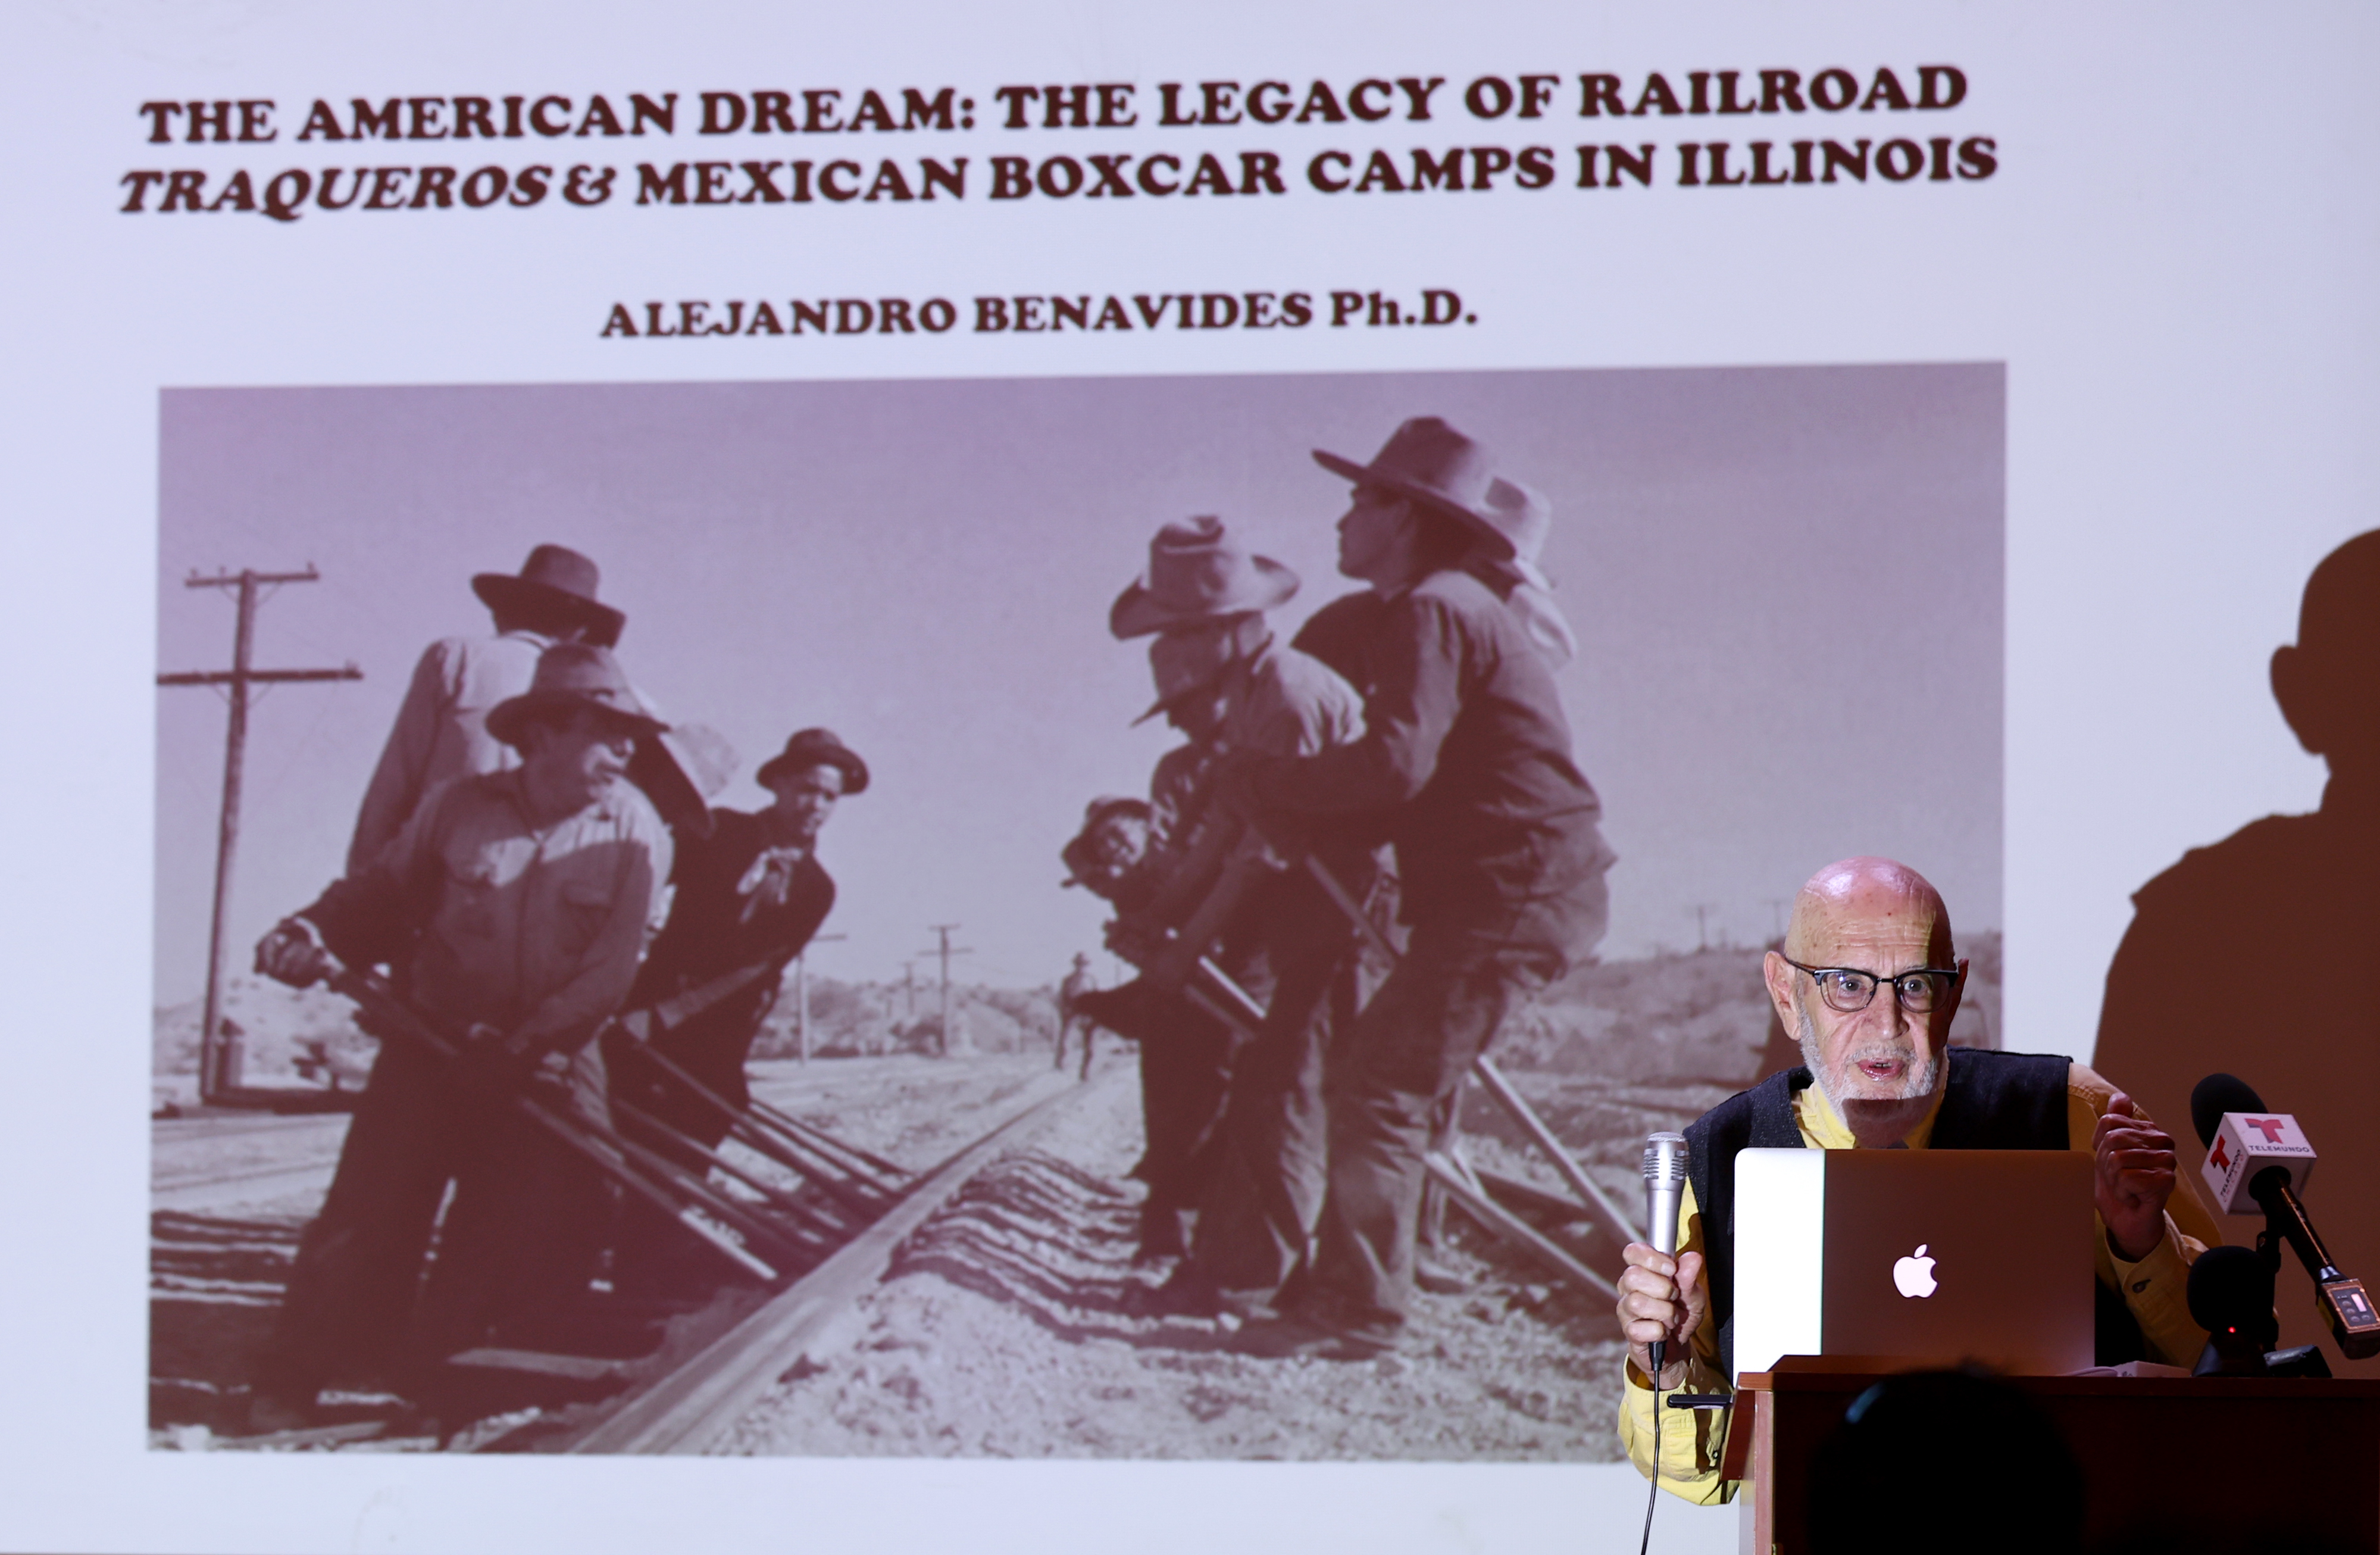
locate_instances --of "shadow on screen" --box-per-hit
[2092,530,2380,1360]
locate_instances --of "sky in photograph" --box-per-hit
[155,363,2002,1001]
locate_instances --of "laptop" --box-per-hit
[1731,1147,2098,1382]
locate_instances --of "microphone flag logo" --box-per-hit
[2201,1111,2317,1214]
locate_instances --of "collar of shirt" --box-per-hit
[1793,1075,1951,1150]
[487,766,639,833]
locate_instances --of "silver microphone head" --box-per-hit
[1642,1131,1688,1186]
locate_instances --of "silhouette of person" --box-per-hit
[2096,529,2380,1364]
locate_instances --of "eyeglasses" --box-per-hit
[1782,957,1963,1014]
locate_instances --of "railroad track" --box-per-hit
[152,1061,1106,1454]
[549,1071,1097,1454]
[152,1115,352,1212]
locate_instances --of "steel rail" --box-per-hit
[561,1070,1089,1455]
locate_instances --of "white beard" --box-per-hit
[1796,998,1944,1111]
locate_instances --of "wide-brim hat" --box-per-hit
[1081,795,1152,832]
[471,544,627,647]
[756,727,870,795]
[484,643,668,750]
[1110,516,1299,639]
[1484,477,1553,569]
[1313,417,1531,561]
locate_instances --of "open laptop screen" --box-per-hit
[1734,1148,2097,1381]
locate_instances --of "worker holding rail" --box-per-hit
[615,726,867,1148]
[1214,417,1616,1361]
[602,726,867,1295]
[1070,516,1365,1264]
[246,642,680,1432]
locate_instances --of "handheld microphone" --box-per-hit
[2190,1073,2380,1360]
[1643,1132,1688,1378]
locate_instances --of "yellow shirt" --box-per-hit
[1616,1061,2219,1504]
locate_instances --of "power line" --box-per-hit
[157,566,361,1105]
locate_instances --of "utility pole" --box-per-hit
[792,932,847,1064]
[1687,903,1716,953]
[158,566,360,1106]
[1765,898,1791,945]
[916,924,973,1057]
[888,960,919,1057]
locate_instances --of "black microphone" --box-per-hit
[1642,1132,1688,1379]
[2187,1245,2278,1375]
[2189,1072,2265,1155]
[2189,1073,2380,1360]
[2186,1244,2333,1379]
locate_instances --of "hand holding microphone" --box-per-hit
[1616,1132,1701,1389]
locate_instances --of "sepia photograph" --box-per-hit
[149,361,2003,1458]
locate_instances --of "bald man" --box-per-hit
[1613,858,2221,1504]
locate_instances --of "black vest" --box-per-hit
[1682,1048,2142,1375]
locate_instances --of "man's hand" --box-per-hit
[2094,1091,2178,1262]
[1617,1241,1708,1391]
[254,918,336,989]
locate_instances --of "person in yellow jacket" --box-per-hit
[1614,856,2220,1503]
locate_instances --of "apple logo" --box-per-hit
[1893,1244,1939,1299]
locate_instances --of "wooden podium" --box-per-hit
[1725,1359,2380,1553]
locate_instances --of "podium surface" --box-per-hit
[1728,1360,2380,1553]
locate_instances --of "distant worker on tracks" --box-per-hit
[1053,953,1100,1079]
[346,543,627,875]
[609,726,867,1167]
[1077,516,1366,1263]
[1221,417,1615,1360]
[247,642,676,1431]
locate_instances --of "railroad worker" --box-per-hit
[1222,417,1615,1358]
[346,544,626,874]
[1284,473,1571,1301]
[1055,953,1100,1079]
[246,642,673,1429]
[1103,516,1365,1263]
[614,727,867,1157]
[1614,857,2220,1504]
[1059,795,1226,1230]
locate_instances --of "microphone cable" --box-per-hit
[1637,1131,1688,1555]
[1638,1340,1662,1555]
